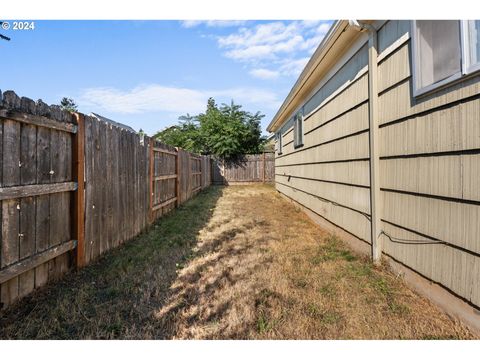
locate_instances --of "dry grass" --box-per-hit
[0,185,475,339]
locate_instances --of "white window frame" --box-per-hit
[277,131,283,155]
[293,108,304,148]
[461,20,480,75]
[412,20,480,97]
[411,20,463,97]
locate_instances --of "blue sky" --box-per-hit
[0,20,332,135]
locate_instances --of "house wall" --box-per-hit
[275,36,372,247]
[274,20,480,310]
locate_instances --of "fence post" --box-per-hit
[149,138,154,223]
[73,113,86,268]
[175,148,180,207]
[263,152,266,183]
[188,153,191,198]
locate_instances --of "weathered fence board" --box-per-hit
[0,92,76,308]
[84,117,150,263]
[212,153,275,184]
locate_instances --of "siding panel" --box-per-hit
[276,182,371,243]
[381,154,480,201]
[382,221,480,306]
[382,191,480,254]
[276,175,371,215]
[380,99,480,157]
[276,132,369,167]
[276,161,370,187]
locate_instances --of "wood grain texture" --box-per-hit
[0,240,76,285]
[1,119,20,306]
[0,110,77,133]
[0,182,77,200]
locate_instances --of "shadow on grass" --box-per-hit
[0,186,225,339]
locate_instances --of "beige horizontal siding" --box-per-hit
[378,20,410,54]
[379,72,480,125]
[276,182,371,243]
[304,44,368,116]
[380,99,480,157]
[381,154,480,202]
[276,175,371,215]
[282,127,294,143]
[274,19,480,310]
[305,73,368,126]
[276,132,369,167]
[381,221,480,306]
[304,102,369,148]
[276,161,370,187]
[280,140,295,156]
[382,191,480,254]
[378,41,410,93]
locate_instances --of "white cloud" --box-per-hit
[217,21,330,61]
[79,84,281,116]
[216,20,332,79]
[181,20,247,28]
[80,85,207,114]
[217,88,281,109]
[249,68,280,80]
[279,57,311,77]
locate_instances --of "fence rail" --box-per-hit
[0,90,212,309]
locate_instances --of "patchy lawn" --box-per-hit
[0,185,475,339]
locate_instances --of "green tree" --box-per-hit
[154,98,266,159]
[60,97,78,113]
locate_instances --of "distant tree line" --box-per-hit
[154,98,267,159]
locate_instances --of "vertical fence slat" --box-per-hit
[1,119,21,306]
[18,122,36,297]
[34,125,51,287]
[73,113,85,267]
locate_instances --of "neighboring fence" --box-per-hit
[212,153,274,184]
[0,90,212,308]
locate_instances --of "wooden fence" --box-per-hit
[0,90,212,308]
[212,153,274,184]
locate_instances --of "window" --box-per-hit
[277,131,282,155]
[412,20,480,96]
[293,109,304,148]
[463,20,480,74]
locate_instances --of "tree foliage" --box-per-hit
[60,97,78,113]
[154,98,266,159]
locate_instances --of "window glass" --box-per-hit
[415,20,461,90]
[293,110,303,147]
[467,20,480,69]
[277,132,282,155]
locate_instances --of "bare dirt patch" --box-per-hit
[0,185,475,339]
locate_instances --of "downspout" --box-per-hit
[349,20,382,264]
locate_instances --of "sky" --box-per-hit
[0,20,333,135]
